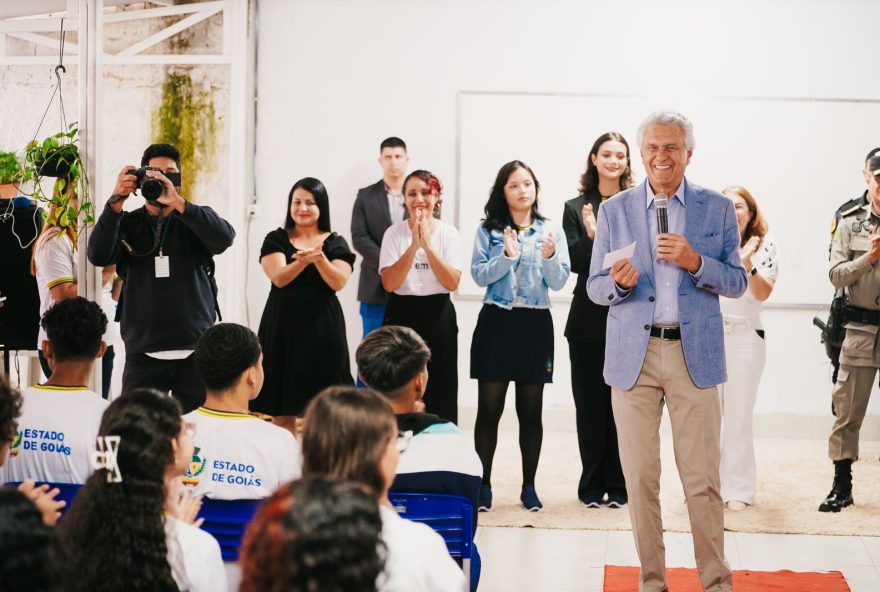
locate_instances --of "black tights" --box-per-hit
[473,380,544,489]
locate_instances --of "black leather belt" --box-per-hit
[650,326,681,340]
[845,306,880,326]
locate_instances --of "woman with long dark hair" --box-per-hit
[379,170,463,423]
[60,388,226,592]
[563,132,635,508]
[301,386,466,592]
[470,160,570,512]
[239,475,386,592]
[255,177,356,425]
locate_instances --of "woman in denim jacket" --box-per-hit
[470,160,570,512]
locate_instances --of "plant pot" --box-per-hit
[35,147,78,178]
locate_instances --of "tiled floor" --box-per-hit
[475,526,880,591]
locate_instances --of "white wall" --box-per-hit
[252,0,880,431]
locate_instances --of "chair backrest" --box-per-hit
[4,481,82,516]
[388,492,473,560]
[197,497,262,562]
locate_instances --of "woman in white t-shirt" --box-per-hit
[719,186,779,511]
[301,386,467,592]
[60,388,227,592]
[379,171,463,424]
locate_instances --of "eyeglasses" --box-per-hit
[396,430,413,454]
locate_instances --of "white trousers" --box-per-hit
[718,321,766,504]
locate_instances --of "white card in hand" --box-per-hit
[155,255,170,278]
[602,241,636,270]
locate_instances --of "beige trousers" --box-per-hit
[829,324,880,461]
[612,337,732,592]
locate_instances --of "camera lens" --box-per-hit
[141,178,163,202]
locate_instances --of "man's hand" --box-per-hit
[868,235,880,264]
[611,258,639,289]
[109,166,137,213]
[145,169,186,214]
[656,233,701,273]
[17,480,65,526]
[582,203,597,240]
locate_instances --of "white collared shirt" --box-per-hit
[387,188,405,225]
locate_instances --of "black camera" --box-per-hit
[131,167,182,204]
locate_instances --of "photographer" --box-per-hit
[87,144,235,413]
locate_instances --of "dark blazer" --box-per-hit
[563,190,608,343]
[351,180,392,304]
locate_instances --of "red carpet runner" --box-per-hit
[603,566,851,591]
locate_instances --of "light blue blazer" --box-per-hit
[587,180,747,390]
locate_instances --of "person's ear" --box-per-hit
[96,340,107,359]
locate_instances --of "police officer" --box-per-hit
[820,153,880,512]
[825,147,880,387]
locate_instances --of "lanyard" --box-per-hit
[152,214,174,256]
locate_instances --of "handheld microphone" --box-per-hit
[655,193,669,234]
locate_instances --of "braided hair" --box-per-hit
[194,322,262,392]
[239,475,386,592]
[59,388,183,592]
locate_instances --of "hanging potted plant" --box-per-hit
[20,122,94,233]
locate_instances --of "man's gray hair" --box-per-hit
[637,110,695,151]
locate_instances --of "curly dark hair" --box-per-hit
[482,160,546,232]
[239,475,386,592]
[59,388,183,592]
[0,489,64,591]
[578,131,635,195]
[301,386,396,498]
[41,296,108,361]
[355,325,430,398]
[194,322,262,392]
[0,374,22,448]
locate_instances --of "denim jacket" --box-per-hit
[471,218,571,309]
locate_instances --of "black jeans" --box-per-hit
[122,352,205,413]
[39,345,116,400]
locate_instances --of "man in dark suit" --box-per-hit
[351,137,409,337]
[588,110,746,592]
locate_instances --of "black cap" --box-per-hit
[869,155,880,177]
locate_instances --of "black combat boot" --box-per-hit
[818,459,854,512]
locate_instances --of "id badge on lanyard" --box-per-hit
[154,217,173,279]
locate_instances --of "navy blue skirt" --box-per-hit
[470,304,554,383]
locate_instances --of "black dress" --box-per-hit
[254,228,356,416]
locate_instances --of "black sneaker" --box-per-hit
[580,493,605,508]
[478,484,492,512]
[607,492,628,508]
[521,486,543,512]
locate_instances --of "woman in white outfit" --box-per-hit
[719,185,779,511]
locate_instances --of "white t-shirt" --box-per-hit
[378,220,463,296]
[720,234,780,329]
[378,505,467,592]
[166,516,228,592]
[0,385,108,485]
[180,407,301,500]
[100,279,120,343]
[34,232,76,348]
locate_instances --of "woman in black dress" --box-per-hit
[563,132,634,508]
[254,177,355,424]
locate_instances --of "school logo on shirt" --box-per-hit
[182,446,207,487]
[10,431,21,457]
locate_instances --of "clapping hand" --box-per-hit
[18,479,66,526]
[503,226,520,258]
[582,204,597,240]
[169,488,204,528]
[540,231,556,259]
[740,235,761,268]
[418,210,433,247]
[294,242,326,266]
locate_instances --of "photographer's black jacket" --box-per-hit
[87,200,235,354]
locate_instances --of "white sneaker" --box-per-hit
[726,500,747,511]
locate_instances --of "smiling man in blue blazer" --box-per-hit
[587,110,746,592]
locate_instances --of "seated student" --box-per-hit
[240,475,386,592]
[60,388,227,592]
[0,374,65,525]
[184,322,301,499]
[302,386,467,592]
[0,296,109,485]
[356,325,482,508]
[0,489,63,592]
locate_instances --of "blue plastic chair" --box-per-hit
[389,492,474,589]
[196,497,262,562]
[4,481,82,515]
